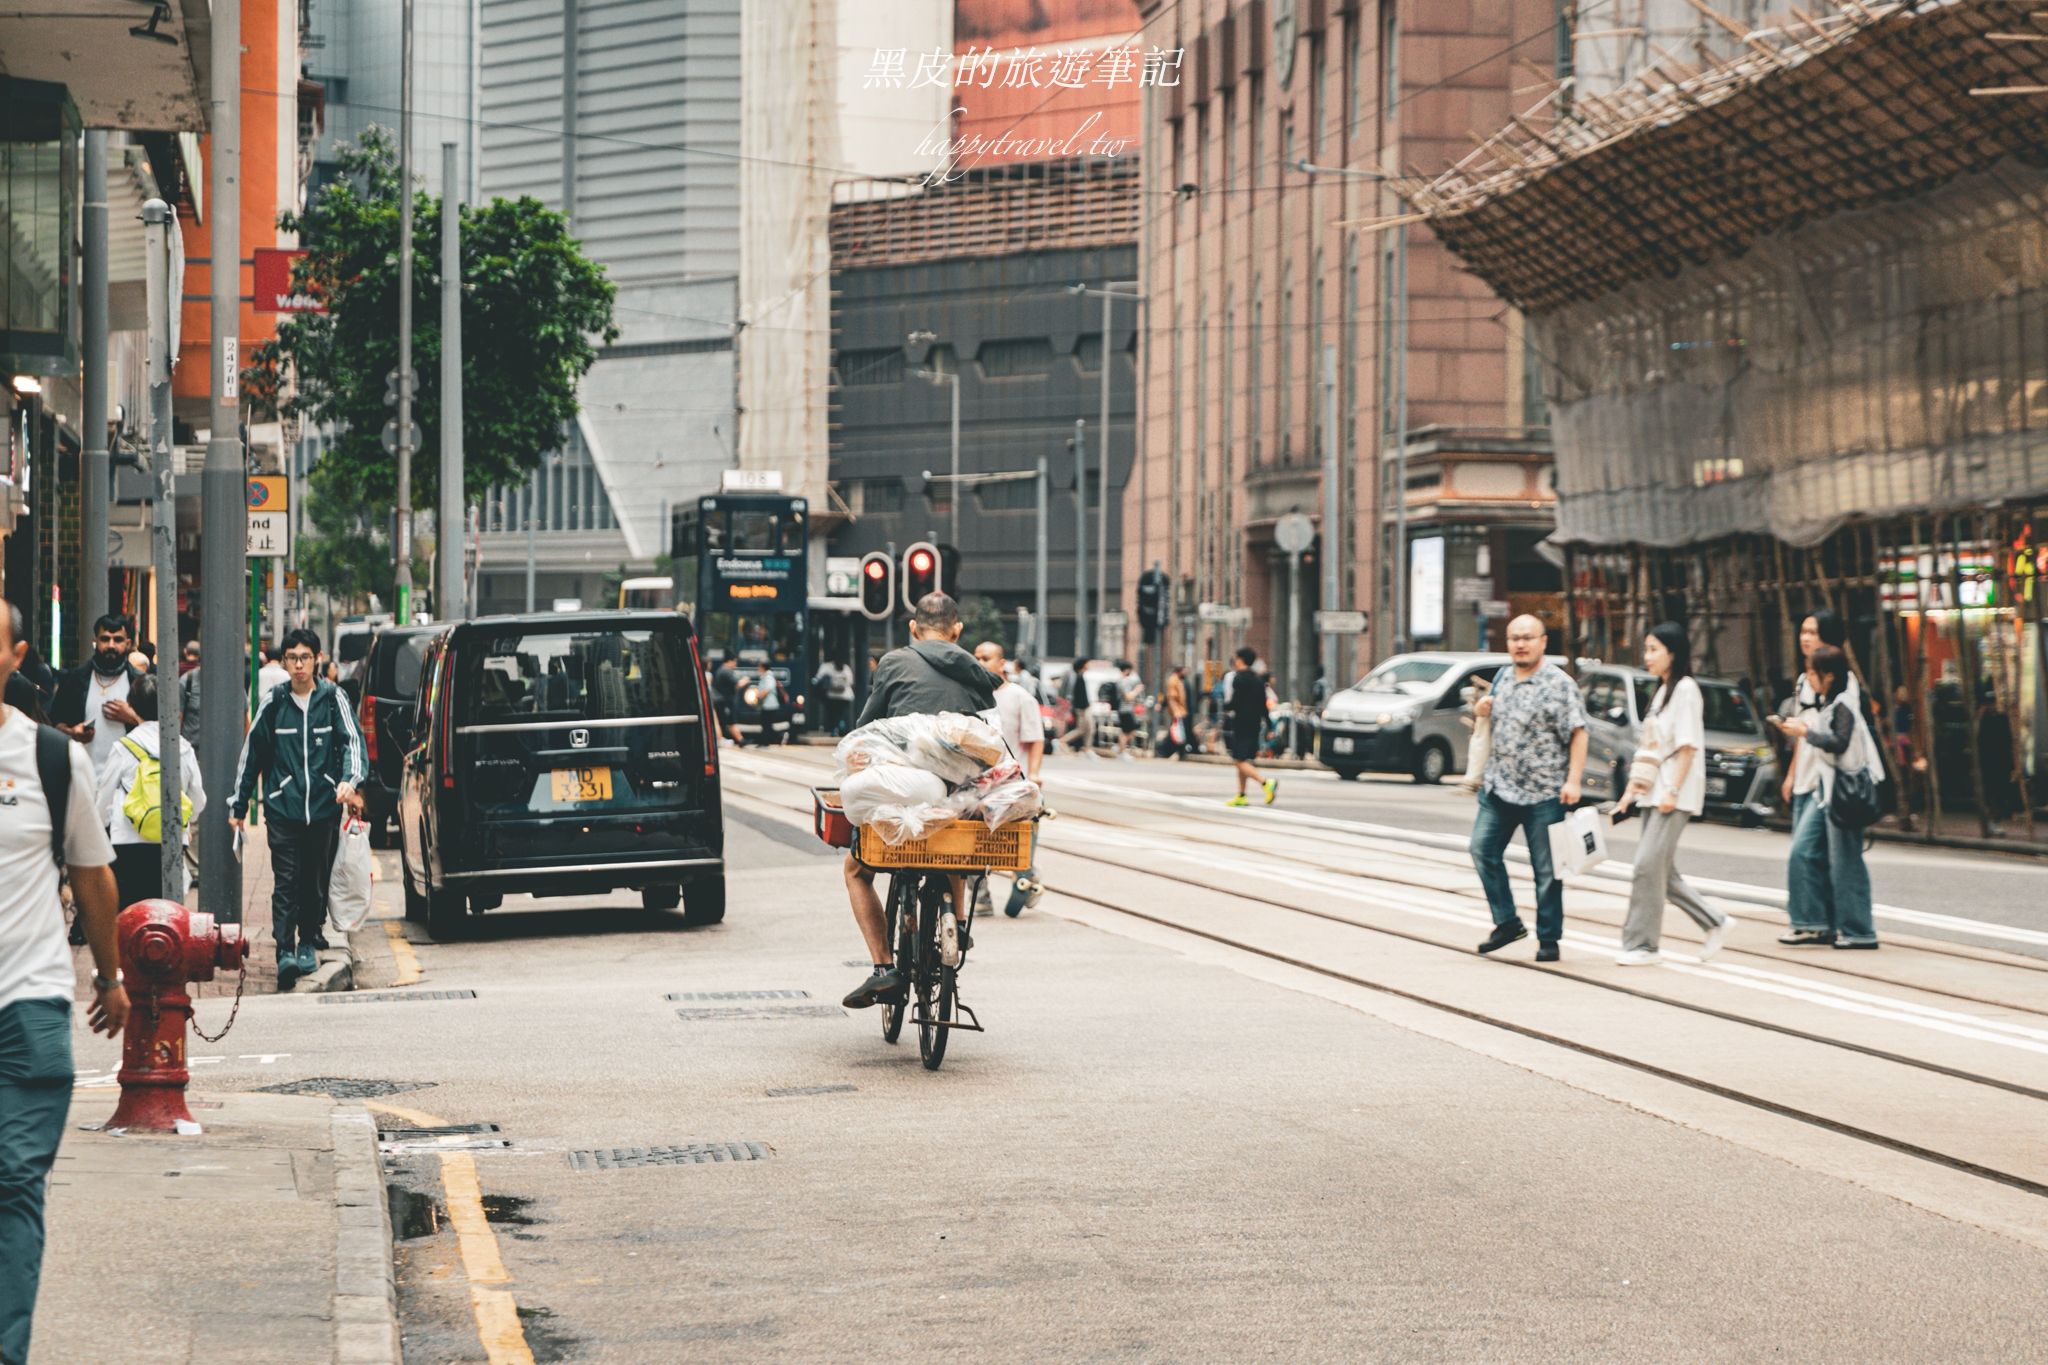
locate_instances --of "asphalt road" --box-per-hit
[162,790,2048,1361]
[1044,752,2048,955]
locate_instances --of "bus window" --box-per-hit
[731,510,777,552]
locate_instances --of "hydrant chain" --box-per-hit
[189,959,248,1044]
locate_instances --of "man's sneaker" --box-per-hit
[1118,750,1135,762]
[842,965,905,1010]
[1615,947,1662,966]
[1535,941,1560,963]
[1777,928,1834,946]
[1699,919,1730,961]
[277,953,301,991]
[297,946,320,974]
[1831,939,1879,951]
[1477,920,1528,955]
[1226,794,1250,808]
[1262,779,1279,806]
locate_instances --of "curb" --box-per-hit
[331,1107,402,1365]
[293,945,358,994]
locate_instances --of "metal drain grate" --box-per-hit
[320,990,477,1005]
[256,1077,437,1100]
[666,990,811,1002]
[568,1142,771,1171]
[765,1084,856,1098]
[377,1123,501,1139]
[675,1005,843,1021]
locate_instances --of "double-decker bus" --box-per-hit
[672,493,812,730]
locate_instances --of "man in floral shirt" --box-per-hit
[1470,615,1587,962]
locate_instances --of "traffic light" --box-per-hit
[858,551,895,620]
[1136,568,1169,642]
[901,540,940,610]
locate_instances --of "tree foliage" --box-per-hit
[255,127,617,525]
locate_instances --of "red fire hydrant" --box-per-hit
[106,899,249,1132]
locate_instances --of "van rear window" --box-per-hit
[372,632,434,699]
[460,628,696,724]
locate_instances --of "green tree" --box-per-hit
[253,127,617,524]
[958,593,1008,652]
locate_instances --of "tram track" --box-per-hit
[722,754,2048,1205]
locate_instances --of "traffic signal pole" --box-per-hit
[438,141,465,621]
[394,0,416,624]
[199,0,244,923]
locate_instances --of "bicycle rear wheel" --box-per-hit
[881,875,914,1045]
[917,882,955,1070]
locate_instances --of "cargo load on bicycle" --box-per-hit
[820,711,1042,863]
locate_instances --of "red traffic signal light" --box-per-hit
[901,540,941,610]
[858,551,895,620]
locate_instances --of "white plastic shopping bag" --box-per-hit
[328,818,375,933]
[1546,806,1609,877]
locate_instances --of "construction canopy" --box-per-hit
[1409,1,2048,549]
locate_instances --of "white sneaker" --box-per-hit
[1699,919,1730,961]
[1615,948,1662,966]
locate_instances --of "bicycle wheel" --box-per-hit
[880,875,913,1045]
[917,882,954,1071]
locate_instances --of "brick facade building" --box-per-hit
[1130,0,1560,695]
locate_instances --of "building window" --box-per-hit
[1379,242,1398,434]
[862,478,904,514]
[836,348,905,386]
[1280,261,1294,463]
[1347,13,1364,144]
[978,338,1056,378]
[0,77,80,367]
[1249,77,1262,186]
[1382,3,1399,121]
[1312,38,1326,155]
[1249,282,1264,464]
[1223,90,1235,189]
[977,478,1036,512]
[1311,246,1324,460]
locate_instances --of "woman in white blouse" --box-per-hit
[1613,623,1731,966]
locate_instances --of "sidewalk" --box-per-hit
[68,819,360,999]
[33,1090,400,1364]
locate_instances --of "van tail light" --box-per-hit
[439,649,456,789]
[688,634,718,779]
[360,688,378,763]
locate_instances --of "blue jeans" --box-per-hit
[1471,790,1567,944]
[0,998,74,1365]
[1787,790,1876,943]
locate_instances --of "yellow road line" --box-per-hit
[383,919,422,986]
[367,1099,533,1365]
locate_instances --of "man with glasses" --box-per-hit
[229,629,367,988]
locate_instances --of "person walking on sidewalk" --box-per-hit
[1777,644,1881,950]
[1471,614,1587,962]
[1774,608,1850,946]
[95,676,206,911]
[972,640,1045,918]
[0,601,128,1365]
[1161,664,1192,757]
[1613,623,1729,966]
[1224,647,1277,807]
[229,628,366,990]
[49,614,145,776]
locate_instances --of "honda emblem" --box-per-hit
[570,728,590,749]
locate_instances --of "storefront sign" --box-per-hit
[251,249,324,313]
[1410,536,1446,640]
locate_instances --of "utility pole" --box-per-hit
[81,131,109,649]
[1070,281,1141,659]
[1071,419,1089,656]
[200,0,243,924]
[948,367,961,552]
[1391,220,1411,654]
[395,0,416,624]
[1320,343,1341,691]
[524,509,537,612]
[1036,455,1049,664]
[144,198,185,901]
[438,141,465,621]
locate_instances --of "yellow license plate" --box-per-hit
[549,766,613,802]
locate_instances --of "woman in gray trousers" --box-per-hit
[1614,622,1731,966]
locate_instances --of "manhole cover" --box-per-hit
[382,1135,512,1154]
[567,1142,771,1171]
[378,1123,501,1139]
[255,1078,437,1100]
[666,990,811,1002]
[765,1084,856,1097]
[319,990,477,1004]
[675,1005,843,1021]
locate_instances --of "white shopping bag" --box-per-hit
[327,818,376,933]
[1546,806,1609,877]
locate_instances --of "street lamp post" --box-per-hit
[907,331,961,555]
[1300,162,1410,654]
[926,465,1049,658]
[1070,281,1142,658]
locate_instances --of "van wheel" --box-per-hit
[1414,741,1451,785]
[1334,767,1362,782]
[402,856,426,923]
[425,885,468,940]
[642,885,681,912]
[682,876,726,927]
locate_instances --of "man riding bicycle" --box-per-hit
[842,592,999,1010]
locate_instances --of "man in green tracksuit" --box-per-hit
[230,628,367,988]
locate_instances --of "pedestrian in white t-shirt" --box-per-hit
[0,601,128,1365]
[1613,623,1729,965]
[972,640,1044,916]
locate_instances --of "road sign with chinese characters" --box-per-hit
[247,477,290,558]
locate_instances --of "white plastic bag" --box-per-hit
[839,764,949,830]
[328,818,375,933]
[1546,806,1609,877]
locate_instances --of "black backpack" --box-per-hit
[33,723,70,866]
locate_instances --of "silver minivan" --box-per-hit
[1317,652,1526,784]
[1577,663,1778,823]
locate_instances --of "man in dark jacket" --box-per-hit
[49,614,146,776]
[842,593,999,1009]
[229,628,368,988]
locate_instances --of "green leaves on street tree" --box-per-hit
[253,126,618,534]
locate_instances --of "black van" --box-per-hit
[356,624,443,845]
[397,611,724,937]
